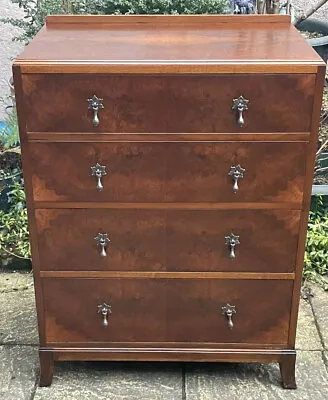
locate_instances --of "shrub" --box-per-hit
[1,0,229,44]
[96,0,229,15]
[0,180,31,263]
[304,196,328,289]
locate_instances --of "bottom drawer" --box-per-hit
[43,278,293,346]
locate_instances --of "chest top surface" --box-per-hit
[14,14,324,74]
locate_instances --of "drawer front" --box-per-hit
[30,142,306,203]
[22,74,315,133]
[35,209,300,273]
[43,278,292,345]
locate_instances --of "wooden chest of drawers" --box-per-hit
[13,14,325,388]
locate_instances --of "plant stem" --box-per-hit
[0,147,21,156]
[317,138,328,156]
[0,247,30,260]
[315,167,328,172]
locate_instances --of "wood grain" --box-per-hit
[33,202,302,210]
[15,15,323,76]
[42,278,293,345]
[46,15,292,26]
[39,351,54,387]
[12,14,325,388]
[22,74,315,133]
[280,353,297,389]
[50,347,295,363]
[40,271,295,280]
[28,132,311,142]
[35,208,300,273]
[41,342,290,349]
[29,141,307,203]
[12,65,48,347]
[19,64,320,74]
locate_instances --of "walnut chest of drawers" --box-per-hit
[13,14,325,388]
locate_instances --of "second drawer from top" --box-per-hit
[29,141,307,204]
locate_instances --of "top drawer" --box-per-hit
[21,74,315,133]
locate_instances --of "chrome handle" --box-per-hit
[225,233,240,259]
[91,163,107,191]
[97,303,111,327]
[222,304,236,329]
[232,95,249,127]
[94,233,110,257]
[228,165,245,193]
[87,95,104,127]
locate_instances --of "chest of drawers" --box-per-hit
[13,14,325,388]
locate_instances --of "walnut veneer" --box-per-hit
[13,14,325,388]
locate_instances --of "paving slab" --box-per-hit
[0,271,34,294]
[324,351,328,375]
[0,287,38,345]
[295,298,322,350]
[0,345,37,400]
[34,361,183,400]
[309,284,328,350]
[185,350,328,400]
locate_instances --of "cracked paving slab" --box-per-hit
[185,351,328,400]
[0,345,38,400]
[34,361,183,400]
[324,351,328,372]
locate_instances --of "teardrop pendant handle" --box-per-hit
[97,303,111,327]
[91,163,107,191]
[225,233,240,259]
[232,95,249,127]
[228,165,245,193]
[222,304,236,329]
[87,95,104,127]
[94,233,111,257]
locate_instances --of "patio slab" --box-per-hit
[34,361,183,400]
[0,287,38,345]
[296,298,322,350]
[0,272,327,399]
[0,345,37,400]
[309,284,328,349]
[185,350,328,400]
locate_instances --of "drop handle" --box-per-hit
[222,304,236,329]
[91,163,107,191]
[228,165,245,193]
[94,233,111,257]
[97,303,111,327]
[232,95,249,127]
[87,95,104,127]
[225,233,240,259]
